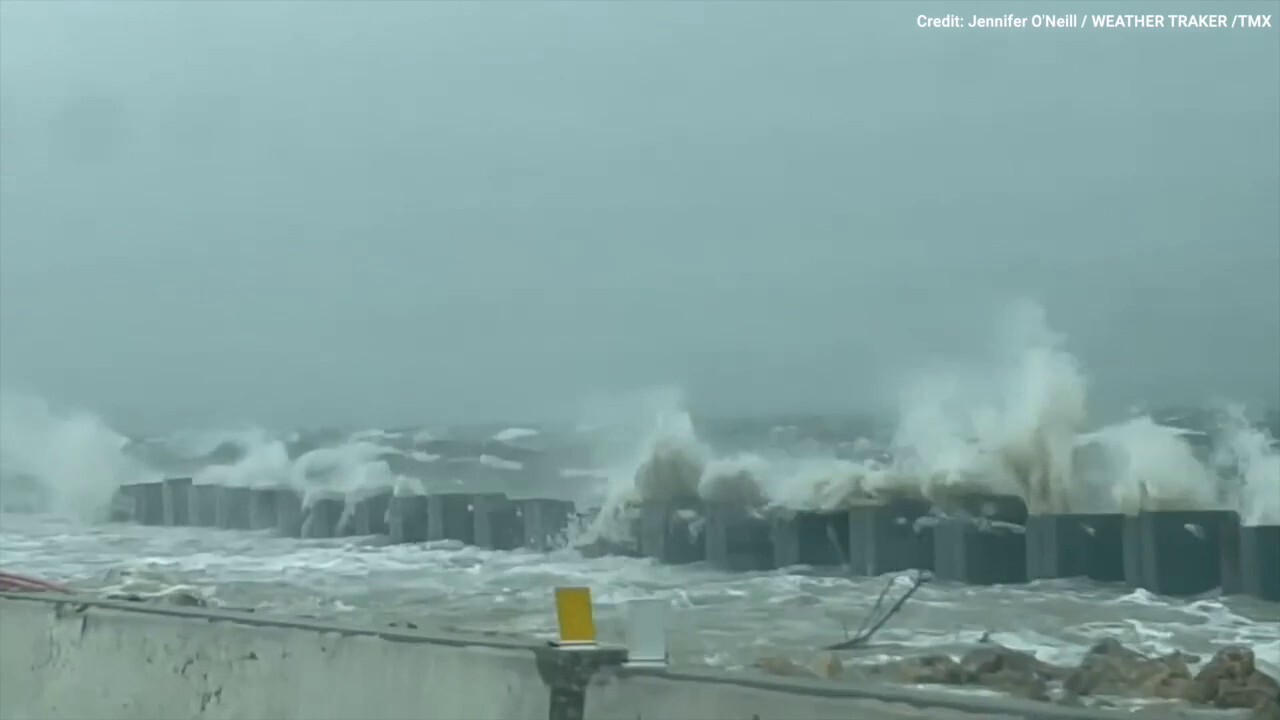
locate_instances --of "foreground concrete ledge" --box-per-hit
[0,590,544,652]
[0,591,617,720]
[1,592,1249,720]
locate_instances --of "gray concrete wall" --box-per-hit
[0,593,1242,720]
[0,594,564,720]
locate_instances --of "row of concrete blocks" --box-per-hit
[111,479,578,551]
[111,480,1278,602]
[683,498,1279,602]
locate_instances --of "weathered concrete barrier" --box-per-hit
[127,482,164,526]
[846,499,934,577]
[1220,516,1280,602]
[161,477,193,526]
[248,487,279,531]
[388,494,430,543]
[522,499,575,551]
[474,495,524,550]
[1123,510,1233,596]
[106,482,1279,605]
[1239,524,1280,601]
[275,489,304,538]
[927,494,1029,585]
[303,495,343,539]
[428,492,503,544]
[932,519,1027,586]
[215,487,252,530]
[0,593,1241,720]
[351,490,392,536]
[639,500,704,565]
[1025,513,1125,582]
[0,592,613,720]
[770,509,850,568]
[704,503,774,571]
[188,484,219,527]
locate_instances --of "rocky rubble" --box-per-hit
[755,639,1280,718]
[1183,646,1280,720]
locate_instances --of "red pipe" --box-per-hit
[0,571,70,593]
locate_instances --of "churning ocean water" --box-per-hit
[2,303,1278,684]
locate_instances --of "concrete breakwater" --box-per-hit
[111,479,1280,603]
[0,592,1249,720]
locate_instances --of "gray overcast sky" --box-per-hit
[1,0,1277,431]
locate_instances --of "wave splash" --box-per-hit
[2,302,1276,531]
[582,302,1278,538]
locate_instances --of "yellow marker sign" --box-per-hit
[554,587,597,646]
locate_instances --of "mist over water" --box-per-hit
[0,393,159,520]
[2,303,1276,530]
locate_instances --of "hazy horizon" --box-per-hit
[2,0,1277,432]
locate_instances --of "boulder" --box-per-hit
[1183,646,1280,718]
[959,644,1066,702]
[1063,639,1197,701]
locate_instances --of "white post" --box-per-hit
[624,597,669,667]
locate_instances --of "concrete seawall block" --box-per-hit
[110,483,152,524]
[770,510,850,568]
[522,499,575,551]
[353,491,392,536]
[933,519,1027,585]
[131,482,165,525]
[474,496,524,550]
[216,487,253,530]
[638,500,704,565]
[704,503,773,571]
[1220,513,1244,596]
[1241,524,1280,602]
[275,489,304,538]
[1123,509,1232,596]
[107,487,134,522]
[847,498,934,576]
[249,488,280,531]
[188,485,219,527]
[428,493,504,544]
[303,496,344,539]
[161,477,192,526]
[1026,513,1125,582]
[426,493,471,543]
[389,495,430,543]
